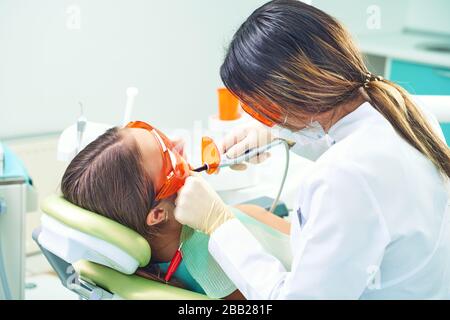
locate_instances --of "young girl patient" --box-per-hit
[60,124,290,300]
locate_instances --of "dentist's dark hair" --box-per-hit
[221,0,450,178]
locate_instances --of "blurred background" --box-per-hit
[0,0,449,299]
[2,0,450,139]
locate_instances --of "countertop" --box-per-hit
[357,32,450,69]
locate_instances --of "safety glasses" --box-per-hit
[125,121,190,201]
[240,103,275,128]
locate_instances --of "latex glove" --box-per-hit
[174,173,235,235]
[220,120,275,170]
[170,137,187,159]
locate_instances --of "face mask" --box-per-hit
[272,121,336,161]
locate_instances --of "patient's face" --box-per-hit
[127,128,166,194]
[126,127,185,200]
[126,127,184,261]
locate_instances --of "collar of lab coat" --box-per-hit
[327,101,381,143]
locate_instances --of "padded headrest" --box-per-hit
[39,195,151,274]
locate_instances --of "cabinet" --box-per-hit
[389,60,450,144]
[365,54,450,144]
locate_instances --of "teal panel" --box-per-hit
[390,60,450,145]
[441,123,450,145]
[1,143,31,183]
[390,60,450,95]
[158,261,205,295]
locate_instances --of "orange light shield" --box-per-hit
[201,137,221,175]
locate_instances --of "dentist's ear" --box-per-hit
[146,207,168,226]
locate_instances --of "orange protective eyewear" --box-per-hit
[125,121,190,201]
[240,102,281,128]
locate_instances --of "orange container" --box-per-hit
[217,88,241,121]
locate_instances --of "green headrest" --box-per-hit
[74,260,210,300]
[41,195,151,267]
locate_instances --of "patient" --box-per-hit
[60,125,290,300]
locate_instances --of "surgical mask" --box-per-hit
[272,121,336,161]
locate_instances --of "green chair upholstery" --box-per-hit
[74,260,208,300]
[41,195,150,267]
[39,195,210,300]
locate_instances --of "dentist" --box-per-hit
[174,0,450,299]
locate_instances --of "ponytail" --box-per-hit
[365,79,450,179]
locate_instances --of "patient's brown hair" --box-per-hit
[61,127,182,285]
[61,127,157,240]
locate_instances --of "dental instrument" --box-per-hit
[122,87,139,127]
[59,87,140,162]
[194,138,291,214]
[203,88,259,192]
[164,243,183,283]
[60,87,140,163]
[195,139,285,171]
[76,102,87,154]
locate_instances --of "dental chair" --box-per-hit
[33,195,209,300]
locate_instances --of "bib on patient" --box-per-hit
[180,225,236,298]
[180,207,292,298]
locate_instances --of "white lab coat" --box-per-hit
[209,102,450,299]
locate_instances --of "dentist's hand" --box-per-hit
[220,120,274,170]
[174,173,235,235]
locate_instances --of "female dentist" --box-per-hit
[174,0,450,299]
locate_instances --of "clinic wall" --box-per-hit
[3,0,450,140]
[313,0,450,37]
[312,0,409,36]
[404,0,450,35]
[0,0,267,139]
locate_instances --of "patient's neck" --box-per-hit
[148,215,183,263]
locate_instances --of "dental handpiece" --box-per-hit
[193,139,284,173]
[219,139,284,168]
